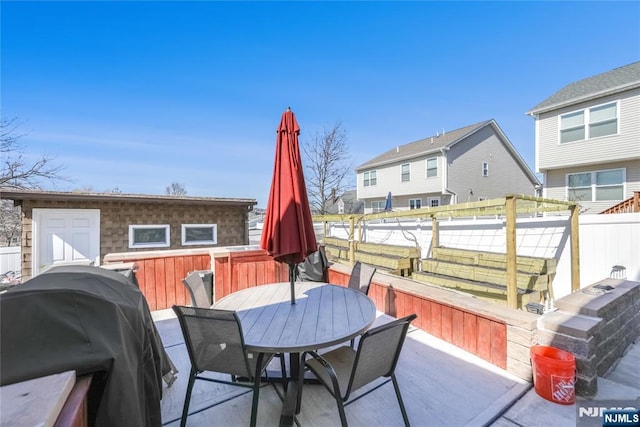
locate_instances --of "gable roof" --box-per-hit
[356,119,539,185]
[324,189,363,215]
[356,120,492,171]
[528,61,640,115]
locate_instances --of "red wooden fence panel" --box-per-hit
[213,249,288,301]
[107,253,211,311]
[327,266,507,369]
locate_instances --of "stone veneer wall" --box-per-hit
[536,278,640,397]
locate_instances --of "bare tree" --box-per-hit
[1,118,65,247]
[1,118,64,189]
[302,122,353,214]
[166,182,187,196]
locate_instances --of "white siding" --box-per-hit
[357,156,444,200]
[546,159,640,214]
[536,88,640,170]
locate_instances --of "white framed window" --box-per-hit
[567,168,624,202]
[426,157,437,178]
[401,163,410,182]
[482,162,489,177]
[338,200,345,214]
[129,224,170,249]
[428,197,440,207]
[371,200,385,212]
[409,198,422,209]
[560,102,617,143]
[363,170,377,187]
[182,224,217,246]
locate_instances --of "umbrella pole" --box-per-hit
[289,262,296,304]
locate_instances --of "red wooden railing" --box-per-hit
[328,268,507,369]
[104,251,211,311]
[600,191,640,214]
[106,247,507,370]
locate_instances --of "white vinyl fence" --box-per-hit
[0,246,21,275]
[327,212,640,300]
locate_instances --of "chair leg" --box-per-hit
[279,354,288,392]
[181,368,197,427]
[250,353,266,427]
[391,374,410,427]
[335,396,348,427]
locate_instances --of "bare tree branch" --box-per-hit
[0,118,66,246]
[302,122,354,214]
[166,182,187,196]
[0,118,66,189]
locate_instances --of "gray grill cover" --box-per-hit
[0,265,171,427]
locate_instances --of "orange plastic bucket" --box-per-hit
[530,345,575,404]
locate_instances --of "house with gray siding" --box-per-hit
[355,120,540,213]
[527,61,640,214]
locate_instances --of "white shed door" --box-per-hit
[33,209,100,275]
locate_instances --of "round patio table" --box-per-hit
[213,281,376,425]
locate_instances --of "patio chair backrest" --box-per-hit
[172,305,256,379]
[348,314,417,394]
[347,261,376,295]
[181,271,212,307]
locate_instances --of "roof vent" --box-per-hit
[396,146,399,153]
[442,128,445,135]
[430,137,434,144]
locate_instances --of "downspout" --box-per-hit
[440,147,456,204]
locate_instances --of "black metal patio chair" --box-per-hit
[298,313,417,427]
[172,305,282,427]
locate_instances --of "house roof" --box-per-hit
[355,119,539,185]
[527,61,640,115]
[324,189,363,215]
[356,120,492,171]
[0,189,257,207]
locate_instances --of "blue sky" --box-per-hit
[2,1,639,207]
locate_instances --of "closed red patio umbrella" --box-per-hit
[260,108,317,304]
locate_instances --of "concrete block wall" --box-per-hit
[536,278,640,397]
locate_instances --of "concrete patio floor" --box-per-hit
[153,309,603,426]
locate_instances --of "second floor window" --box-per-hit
[482,162,489,177]
[409,198,422,209]
[560,102,617,143]
[426,157,437,178]
[363,170,377,187]
[567,168,624,202]
[401,164,410,182]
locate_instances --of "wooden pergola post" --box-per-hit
[570,204,581,292]
[431,216,439,255]
[349,216,356,264]
[505,196,517,309]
